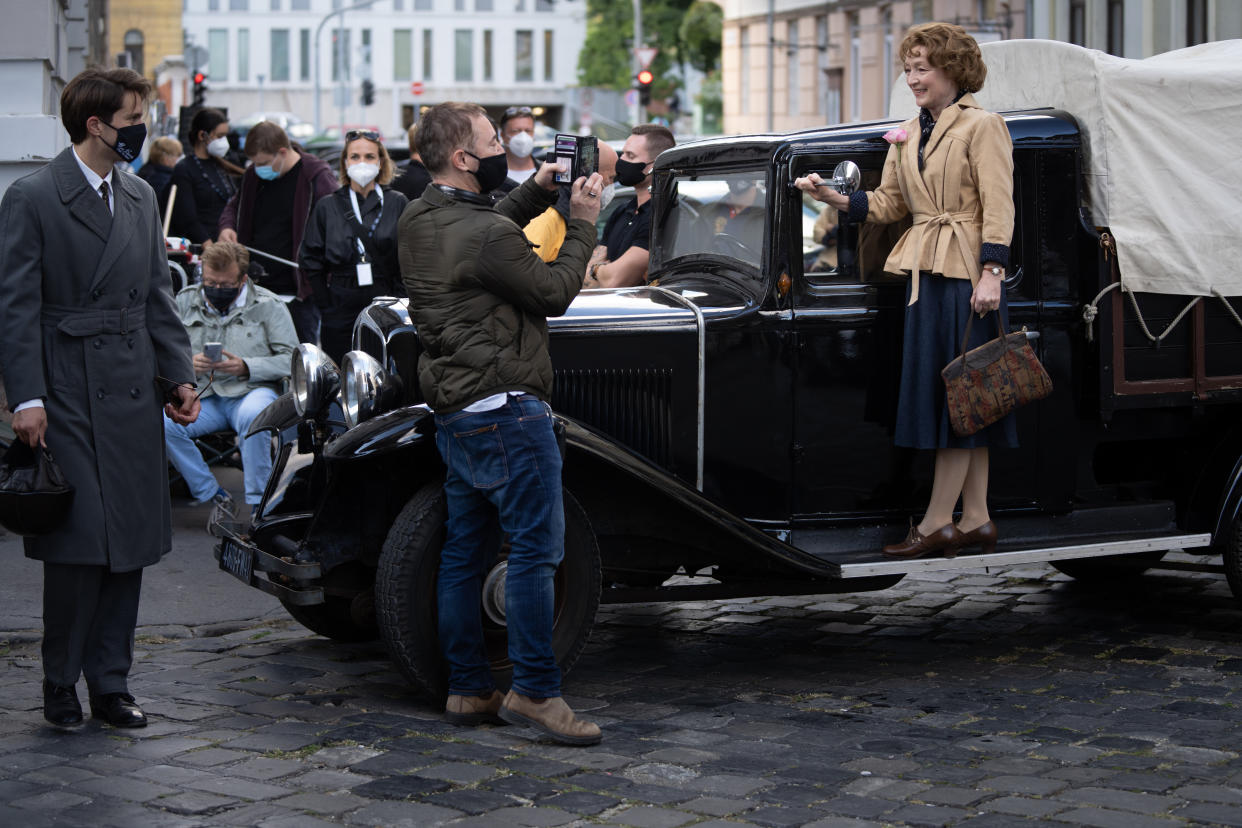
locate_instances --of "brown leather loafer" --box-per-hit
[499,691,602,746]
[882,523,962,559]
[955,520,998,554]
[444,689,505,726]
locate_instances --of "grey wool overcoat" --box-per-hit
[0,148,194,571]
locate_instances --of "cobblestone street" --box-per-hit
[3,554,1242,827]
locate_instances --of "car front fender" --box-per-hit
[246,391,301,438]
[323,404,437,463]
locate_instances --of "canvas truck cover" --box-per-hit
[888,39,1242,298]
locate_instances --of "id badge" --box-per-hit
[356,262,373,287]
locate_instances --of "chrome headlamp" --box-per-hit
[340,350,401,429]
[291,343,340,418]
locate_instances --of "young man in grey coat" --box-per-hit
[0,68,199,728]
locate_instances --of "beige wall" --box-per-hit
[109,0,182,80]
[723,0,1026,135]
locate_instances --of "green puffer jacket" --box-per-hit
[398,176,597,413]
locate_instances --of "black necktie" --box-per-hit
[99,180,111,214]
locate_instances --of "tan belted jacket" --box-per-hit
[864,93,1014,305]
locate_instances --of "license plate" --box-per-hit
[219,536,256,584]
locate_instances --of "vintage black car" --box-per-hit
[217,109,1242,699]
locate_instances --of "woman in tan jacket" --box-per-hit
[797,22,1015,559]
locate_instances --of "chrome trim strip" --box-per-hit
[613,286,706,491]
[830,533,1213,578]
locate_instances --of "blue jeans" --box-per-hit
[163,387,279,505]
[434,394,565,699]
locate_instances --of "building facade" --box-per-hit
[109,0,182,78]
[0,0,107,193]
[721,0,1239,135]
[181,0,588,137]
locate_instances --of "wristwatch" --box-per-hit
[987,265,1003,277]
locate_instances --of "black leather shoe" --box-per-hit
[89,693,147,728]
[43,680,83,727]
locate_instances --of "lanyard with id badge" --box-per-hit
[349,187,383,287]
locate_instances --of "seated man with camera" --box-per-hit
[163,241,298,526]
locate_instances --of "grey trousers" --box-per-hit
[42,563,143,696]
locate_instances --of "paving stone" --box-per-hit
[159,791,240,815]
[10,790,92,811]
[1173,802,1242,827]
[980,795,1068,817]
[883,803,971,826]
[343,799,465,826]
[679,795,753,816]
[414,761,500,784]
[1052,807,1182,828]
[272,791,368,814]
[539,790,621,814]
[460,805,577,826]
[75,775,178,803]
[600,804,697,827]
[747,804,832,827]
[184,775,292,800]
[915,786,990,806]
[1054,786,1181,813]
[350,774,452,800]
[979,774,1068,795]
[422,788,517,815]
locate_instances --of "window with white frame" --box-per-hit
[543,30,554,81]
[208,29,228,81]
[423,29,433,79]
[515,30,533,81]
[483,29,493,82]
[332,28,351,82]
[455,29,473,82]
[271,29,289,81]
[394,29,413,81]
[299,28,310,80]
[238,28,249,81]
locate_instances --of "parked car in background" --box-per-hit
[234,112,316,146]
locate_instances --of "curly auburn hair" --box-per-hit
[900,22,987,94]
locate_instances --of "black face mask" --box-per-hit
[203,285,241,314]
[101,121,147,163]
[464,150,509,193]
[614,158,650,187]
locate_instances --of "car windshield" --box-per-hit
[661,171,768,270]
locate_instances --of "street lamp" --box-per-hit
[314,0,374,135]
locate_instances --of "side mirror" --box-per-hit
[825,160,861,195]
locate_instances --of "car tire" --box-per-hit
[278,590,378,642]
[1050,551,1165,582]
[375,479,602,701]
[1223,517,1242,604]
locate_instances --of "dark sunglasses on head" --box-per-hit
[345,129,381,142]
[500,106,533,125]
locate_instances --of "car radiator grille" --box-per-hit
[553,368,673,466]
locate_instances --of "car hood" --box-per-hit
[551,283,755,330]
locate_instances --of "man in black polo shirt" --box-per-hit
[586,124,675,288]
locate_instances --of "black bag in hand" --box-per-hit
[0,440,75,536]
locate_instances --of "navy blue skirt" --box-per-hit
[894,274,1019,450]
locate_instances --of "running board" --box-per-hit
[830,533,1213,578]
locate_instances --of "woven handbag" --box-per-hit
[942,312,1053,437]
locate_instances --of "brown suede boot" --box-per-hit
[444,689,505,726]
[499,690,602,746]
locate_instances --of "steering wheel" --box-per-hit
[709,233,755,261]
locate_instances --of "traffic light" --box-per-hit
[636,69,653,107]
[361,79,375,107]
[192,72,207,107]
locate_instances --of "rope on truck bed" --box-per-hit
[1081,232,1241,344]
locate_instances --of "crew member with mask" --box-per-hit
[587,124,675,288]
[163,241,297,527]
[523,141,619,266]
[494,105,538,195]
[170,108,237,243]
[299,129,409,364]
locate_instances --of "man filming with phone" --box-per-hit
[163,241,297,528]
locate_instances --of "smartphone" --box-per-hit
[204,342,224,363]
[553,134,598,185]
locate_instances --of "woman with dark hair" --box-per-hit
[298,130,408,364]
[170,108,238,242]
[796,22,1016,559]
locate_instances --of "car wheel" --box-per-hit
[1050,551,1165,581]
[1223,517,1242,605]
[278,591,378,642]
[375,480,602,700]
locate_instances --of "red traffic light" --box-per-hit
[193,72,206,84]
[636,70,653,85]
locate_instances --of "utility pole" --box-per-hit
[313,0,373,135]
[631,0,643,125]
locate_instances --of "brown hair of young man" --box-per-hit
[243,121,292,158]
[416,101,487,175]
[631,123,676,160]
[60,67,153,144]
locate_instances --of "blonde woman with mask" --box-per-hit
[298,130,409,363]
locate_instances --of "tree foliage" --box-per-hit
[679,1,722,74]
[578,0,698,91]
